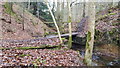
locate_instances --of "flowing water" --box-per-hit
[72,44,120,66]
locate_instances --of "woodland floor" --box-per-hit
[0,3,119,66]
[1,49,84,66]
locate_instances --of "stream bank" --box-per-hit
[72,43,120,66]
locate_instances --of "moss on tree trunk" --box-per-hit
[68,1,72,49]
[84,2,95,66]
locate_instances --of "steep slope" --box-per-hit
[95,6,119,45]
[72,6,119,45]
[1,3,54,40]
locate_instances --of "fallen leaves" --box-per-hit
[1,49,84,66]
[1,38,61,48]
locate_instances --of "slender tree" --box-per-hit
[33,2,37,15]
[83,0,86,18]
[21,3,25,30]
[68,1,72,48]
[0,3,3,39]
[28,0,31,10]
[22,6,25,30]
[84,1,95,66]
[45,0,63,43]
[61,0,65,22]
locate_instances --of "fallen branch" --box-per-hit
[0,45,62,50]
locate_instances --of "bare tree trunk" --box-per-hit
[63,1,69,22]
[84,2,95,66]
[28,0,31,10]
[85,1,89,17]
[56,0,61,22]
[0,3,3,39]
[52,1,55,15]
[45,0,63,43]
[21,3,25,30]
[61,1,64,22]
[83,0,85,18]
[37,3,40,18]
[68,1,72,49]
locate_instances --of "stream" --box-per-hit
[72,44,120,66]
